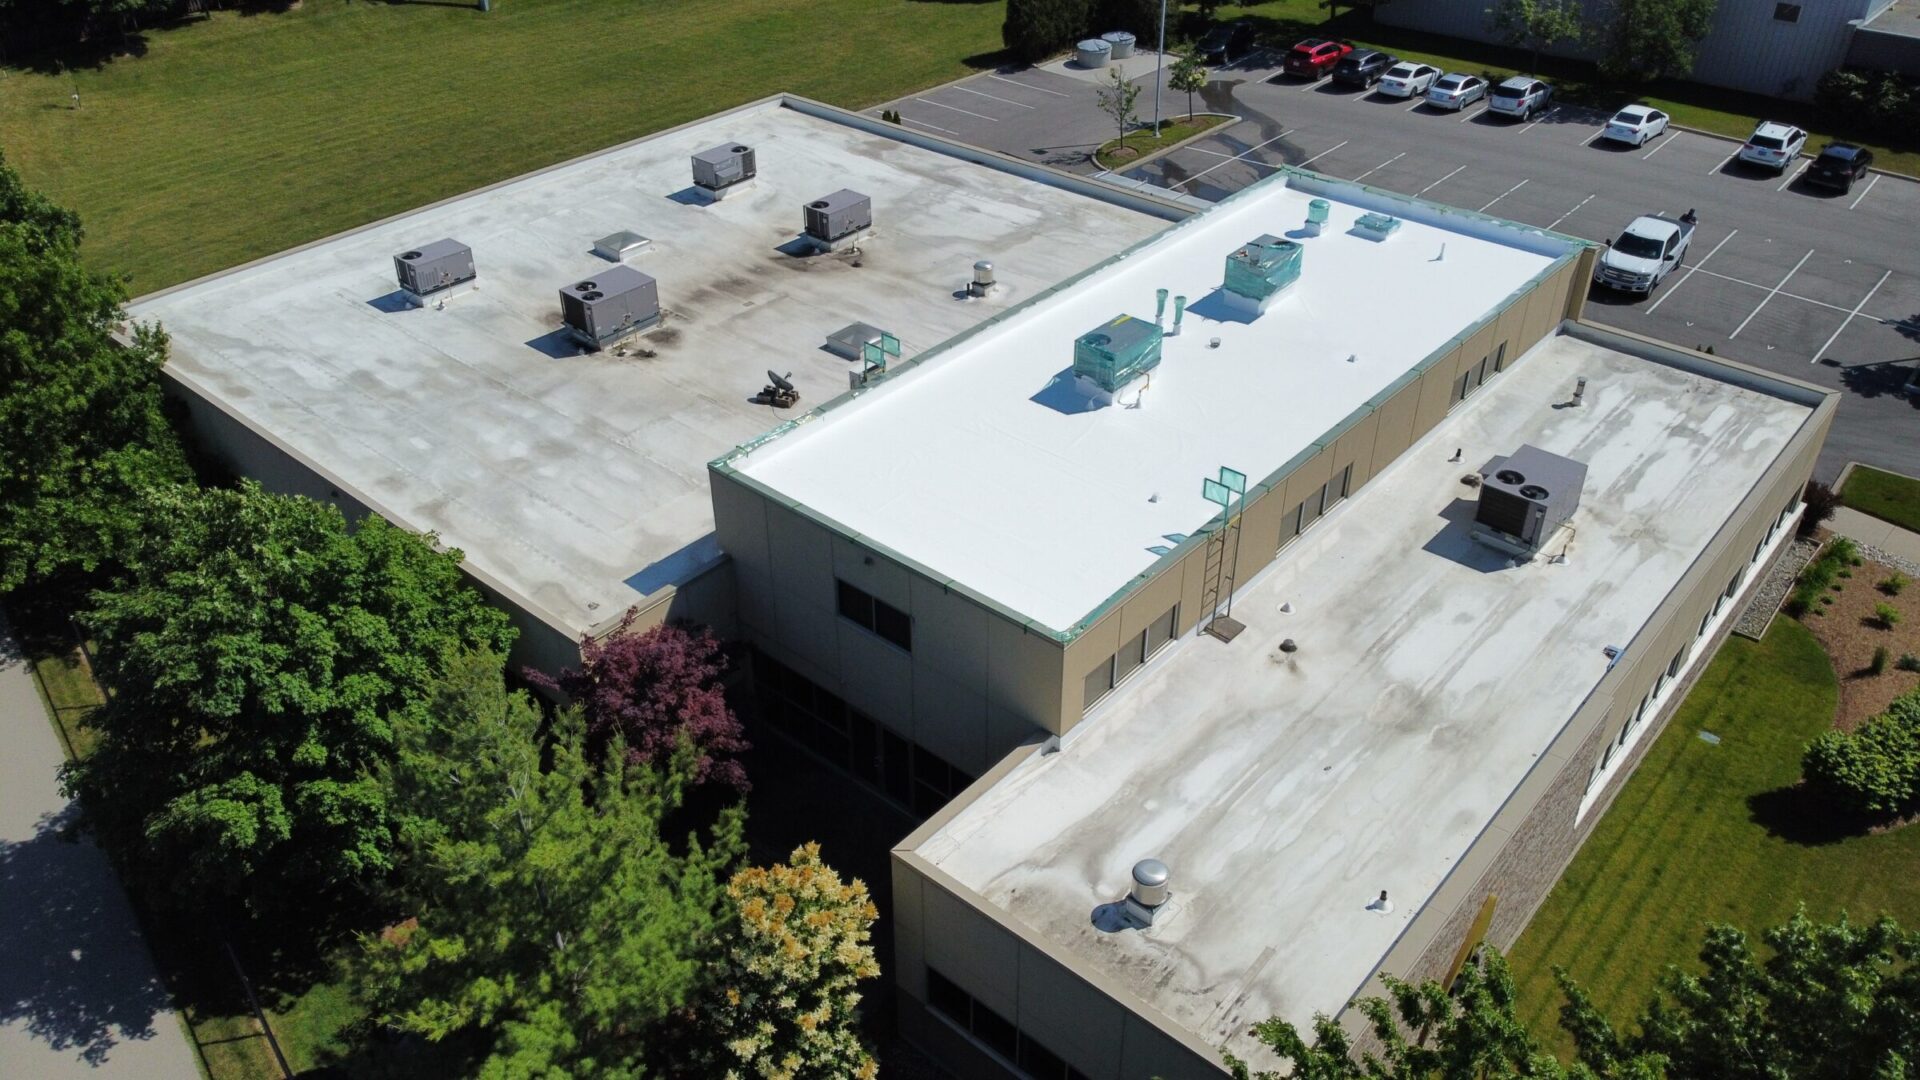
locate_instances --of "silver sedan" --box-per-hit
[1425,73,1487,111]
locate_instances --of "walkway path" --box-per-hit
[1828,506,1920,576]
[0,617,200,1079]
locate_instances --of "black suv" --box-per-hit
[1196,20,1256,64]
[1330,49,1395,88]
[1805,143,1874,193]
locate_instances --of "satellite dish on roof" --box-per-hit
[767,370,795,393]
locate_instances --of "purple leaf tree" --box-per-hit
[532,610,750,793]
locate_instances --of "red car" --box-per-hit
[1282,38,1353,79]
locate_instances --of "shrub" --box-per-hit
[1882,573,1909,596]
[1003,0,1093,64]
[1874,602,1903,629]
[1899,653,1920,673]
[1803,689,1920,816]
[1799,480,1838,539]
[1871,646,1890,675]
[1791,538,1860,615]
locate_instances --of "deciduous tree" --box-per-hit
[1486,0,1586,75]
[531,611,750,792]
[1097,65,1143,143]
[360,651,743,1078]
[689,843,881,1079]
[1169,52,1210,119]
[66,483,513,911]
[1599,0,1717,82]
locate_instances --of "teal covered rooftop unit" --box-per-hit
[1073,314,1162,396]
[1223,234,1302,314]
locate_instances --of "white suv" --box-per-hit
[1487,76,1552,120]
[1737,121,1807,172]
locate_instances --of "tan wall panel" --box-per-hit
[1063,611,1126,716]
[910,576,993,686]
[836,622,914,727]
[1118,563,1187,642]
[832,535,913,613]
[1117,1012,1219,1078]
[892,856,928,996]
[1017,948,1128,1078]
[987,616,1067,734]
[712,476,776,636]
[1367,379,1422,471]
[773,585,840,677]
[765,502,836,615]
[922,885,1022,1020]
[1412,347,1462,435]
[914,664,990,775]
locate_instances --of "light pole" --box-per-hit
[1152,0,1167,134]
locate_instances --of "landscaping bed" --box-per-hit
[1093,114,1233,170]
[1795,536,1920,730]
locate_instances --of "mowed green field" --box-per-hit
[1506,619,1920,1053]
[0,0,1003,293]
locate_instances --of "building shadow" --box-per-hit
[1420,496,1513,574]
[0,805,176,1064]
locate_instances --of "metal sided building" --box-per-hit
[710,169,1837,1076]
[125,95,1189,674]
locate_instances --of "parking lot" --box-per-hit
[875,53,1920,481]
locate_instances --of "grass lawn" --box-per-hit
[0,0,1006,293]
[1505,618,1920,1053]
[1841,465,1920,534]
[1094,113,1232,169]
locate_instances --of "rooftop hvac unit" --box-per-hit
[804,189,872,247]
[1473,444,1587,556]
[691,143,756,193]
[559,265,660,350]
[1222,234,1303,314]
[1073,313,1162,398]
[393,239,475,301]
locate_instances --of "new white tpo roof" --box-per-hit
[730,175,1575,632]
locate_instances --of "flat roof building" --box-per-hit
[129,96,1181,669]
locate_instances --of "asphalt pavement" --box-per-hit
[875,53,1920,481]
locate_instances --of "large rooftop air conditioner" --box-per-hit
[1473,444,1587,555]
[804,189,872,246]
[692,143,756,193]
[1222,234,1303,315]
[1073,313,1162,400]
[393,239,475,301]
[559,265,660,350]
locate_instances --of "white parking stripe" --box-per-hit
[1642,130,1677,159]
[1811,270,1891,363]
[916,97,997,122]
[1479,178,1529,212]
[1172,129,1293,188]
[1457,103,1483,122]
[1849,173,1882,210]
[1353,152,1406,181]
[1296,139,1349,169]
[897,115,959,136]
[1646,228,1737,314]
[1405,97,1427,111]
[1708,148,1739,176]
[1777,158,1810,192]
[1729,248,1814,339]
[1185,146,1241,160]
[987,73,1070,98]
[952,84,1035,110]
[1519,107,1560,134]
[1688,267,1857,314]
[1298,76,1327,92]
[1547,193,1595,230]
[1417,165,1468,195]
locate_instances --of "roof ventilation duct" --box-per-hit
[559,265,660,351]
[1471,444,1586,559]
[393,239,475,306]
[1123,859,1171,926]
[1223,234,1301,316]
[1072,313,1162,404]
[691,143,756,200]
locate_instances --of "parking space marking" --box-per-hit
[897,115,959,136]
[1172,129,1294,189]
[1642,131,1679,159]
[1297,139,1349,169]
[1729,248,1815,339]
[1849,174,1882,210]
[1404,97,1427,111]
[1777,159,1810,192]
[916,97,997,121]
[1353,152,1407,181]
[987,74,1070,98]
[1646,228,1737,314]
[1547,193,1595,230]
[1687,267,1855,315]
[952,84,1035,109]
[1298,77,1328,92]
[1185,146,1241,160]
[1417,165,1467,195]
[1708,147,1740,176]
[1811,270,1892,363]
[1479,178,1529,212]
[1519,107,1560,134]
[1457,104,1484,122]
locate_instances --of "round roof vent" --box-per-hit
[401,250,422,260]
[809,200,830,209]
[575,280,596,291]
[580,290,603,301]
[731,144,750,153]
[1495,469,1526,485]
[1520,484,1549,500]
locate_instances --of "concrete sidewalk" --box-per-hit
[1829,506,1920,570]
[0,617,200,1079]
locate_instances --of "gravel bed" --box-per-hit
[1733,536,1820,640]
[1856,542,1920,578]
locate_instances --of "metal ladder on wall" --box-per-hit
[1199,491,1246,643]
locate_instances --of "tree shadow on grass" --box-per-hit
[1747,782,1883,847]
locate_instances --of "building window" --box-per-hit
[1668,647,1686,679]
[1084,605,1179,712]
[1493,341,1510,372]
[1774,2,1800,21]
[1332,464,1353,504]
[1698,611,1713,638]
[1279,500,1305,549]
[1452,369,1472,405]
[925,967,1091,1080]
[1146,604,1178,657]
[1083,656,1115,712]
[837,579,912,651]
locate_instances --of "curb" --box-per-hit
[1665,120,1920,182]
[1091,113,1241,171]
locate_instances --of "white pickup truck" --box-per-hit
[1592,213,1695,295]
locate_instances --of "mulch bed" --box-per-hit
[1797,541,1920,731]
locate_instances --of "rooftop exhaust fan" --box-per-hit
[558,265,660,351]
[691,143,756,199]
[1472,444,1587,558]
[393,239,475,305]
[803,189,872,250]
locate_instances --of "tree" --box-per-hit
[689,843,881,1079]
[1802,688,1920,818]
[1599,0,1717,83]
[1097,65,1143,146]
[1003,0,1092,65]
[1486,0,1586,76]
[1799,478,1838,538]
[1169,52,1210,120]
[358,651,743,1078]
[1322,0,1394,20]
[1559,909,1920,1080]
[0,150,189,595]
[1092,0,1160,39]
[65,483,514,912]
[530,611,750,793]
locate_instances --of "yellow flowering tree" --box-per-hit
[696,842,881,1079]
